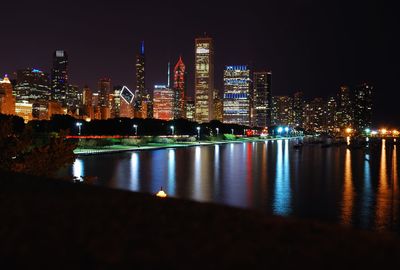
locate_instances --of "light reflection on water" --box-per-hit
[341,149,353,225]
[63,139,400,232]
[273,140,291,216]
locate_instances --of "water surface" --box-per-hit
[61,139,400,231]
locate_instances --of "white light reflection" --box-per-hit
[72,158,84,180]
[213,145,220,195]
[193,146,202,200]
[167,149,176,196]
[130,152,140,191]
[361,153,372,227]
[273,140,291,216]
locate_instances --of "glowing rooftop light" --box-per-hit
[277,127,283,133]
[284,127,289,132]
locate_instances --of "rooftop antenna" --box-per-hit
[167,61,171,88]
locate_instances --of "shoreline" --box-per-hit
[74,136,304,156]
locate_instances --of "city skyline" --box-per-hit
[0,0,398,125]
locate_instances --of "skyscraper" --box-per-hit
[98,78,112,120]
[223,65,251,126]
[51,50,68,106]
[213,89,223,122]
[153,85,174,121]
[173,56,186,119]
[353,83,373,132]
[134,41,147,118]
[272,96,293,126]
[304,97,326,132]
[0,75,16,115]
[195,36,214,123]
[253,71,272,127]
[185,97,195,121]
[336,86,353,130]
[15,68,51,102]
[326,96,337,133]
[292,91,304,128]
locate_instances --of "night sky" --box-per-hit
[1,0,398,126]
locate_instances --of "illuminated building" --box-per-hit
[119,86,135,118]
[214,89,223,122]
[67,84,79,107]
[134,41,148,118]
[173,56,186,119]
[303,98,326,132]
[272,96,293,126]
[185,97,195,121]
[32,101,49,120]
[82,86,92,106]
[353,83,373,132]
[111,86,122,118]
[153,85,174,121]
[0,75,16,115]
[253,71,272,127]
[98,78,112,119]
[81,86,94,120]
[223,66,251,126]
[51,50,68,106]
[326,96,337,133]
[98,78,111,107]
[15,68,50,101]
[336,86,353,130]
[195,36,214,123]
[15,101,33,123]
[292,91,304,128]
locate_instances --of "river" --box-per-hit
[60,139,400,232]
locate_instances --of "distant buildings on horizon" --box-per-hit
[0,35,374,135]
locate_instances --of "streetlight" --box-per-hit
[170,125,175,135]
[216,127,219,136]
[76,122,82,136]
[133,124,138,136]
[197,126,201,139]
[277,127,283,135]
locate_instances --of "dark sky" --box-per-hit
[1,0,399,126]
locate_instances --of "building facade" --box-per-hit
[292,91,304,128]
[153,85,174,121]
[185,97,195,121]
[223,66,251,126]
[336,86,353,130]
[15,68,51,102]
[253,71,272,127]
[134,41,149,119]
[353,83,372,132]
[272,96,293,126]
[0,75,16,115]
[51,50,68,106]
[173,56,186,119]
[195,36,214,123]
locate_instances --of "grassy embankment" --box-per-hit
[74,135,302,155]
[1,171,400,268]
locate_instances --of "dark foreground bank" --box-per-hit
[1,171,400,269]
